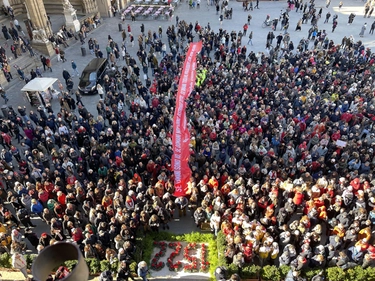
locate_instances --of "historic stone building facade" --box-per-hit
[0,0,128,25]
[0,0,130,55]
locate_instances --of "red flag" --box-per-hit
[172,41,202,197]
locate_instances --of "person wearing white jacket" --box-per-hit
[210,211,221,236]
[12,252,28,278]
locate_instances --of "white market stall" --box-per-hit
[21,77,59,107]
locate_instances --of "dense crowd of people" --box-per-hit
[0,0,374,280]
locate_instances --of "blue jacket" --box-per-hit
[31,201,43,214]
[4,151,12,163]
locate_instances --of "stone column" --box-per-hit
[82,0,98,15]
[119,0,127,10]
[24,0,54,56]
[96,0,111,18]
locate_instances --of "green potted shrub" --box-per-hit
[326,267,346,281]
[91,258,101,274]
[110,259,119,273]
[84,258,101,274]
[365,266,375,281]
[241,264,261,280]
[279,265,291,280]
[100,260,111,272]
[261,265,281,281]
[346,266,367,281]
[129,261,138,277]
[0,252,11,268]
[227,263,239,276]
[25,254,38,270]
[64,260,78,271]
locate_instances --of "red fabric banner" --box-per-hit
[172,41,202,197]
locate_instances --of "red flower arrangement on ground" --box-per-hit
[183,242,199,272]
[150,241,167,271]
[200,243,210,272]
[167,242,183,271]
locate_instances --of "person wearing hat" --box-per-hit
[3,210,20,227]
[39,232,52,247]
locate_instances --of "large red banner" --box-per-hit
[172,41,202,197]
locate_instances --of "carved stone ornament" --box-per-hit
[63,0,75,11]
[32,28,49,42]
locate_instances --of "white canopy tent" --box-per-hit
[21,77,58,92]
[21,78,59,106]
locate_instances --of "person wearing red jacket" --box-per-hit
[66,174,76,186]
[71,227,84,244]
[1,132,11,148]
[293,189,304,206]
[43,180,54,194]
[38,190,49,205]
[341,111,353,123]
[57,191,66,208]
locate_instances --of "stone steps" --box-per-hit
[5,51,42,89]
[4,19,108,91]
